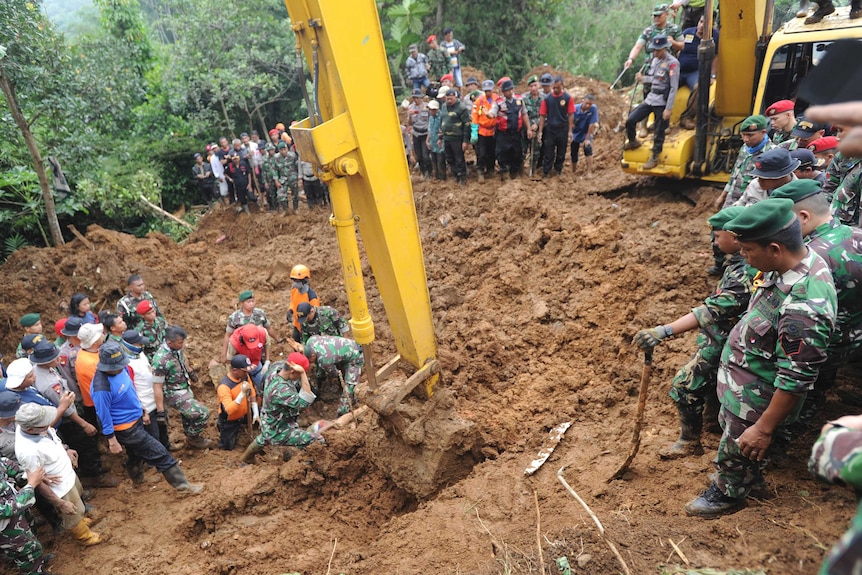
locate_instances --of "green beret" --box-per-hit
[724,198,796,241]
[527,75,539,85]
[238,290,254,302]
[19,313,40,328]
[740,115,768,132]
[277,141,287,149]
[770,179,823,203]
[707,206,746,230]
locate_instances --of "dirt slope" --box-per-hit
[0,77,858,575]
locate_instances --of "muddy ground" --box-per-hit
[0,74,859,575]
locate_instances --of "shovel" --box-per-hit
[608,348,653,481]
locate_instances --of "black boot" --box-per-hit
[805,0,835,23]
[702,393,722,434]
[684,483,745,517]
[660,404,704,459]
[851,0,862,18]
[162,464,204,494]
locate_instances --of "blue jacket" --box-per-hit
[92,367,142,438]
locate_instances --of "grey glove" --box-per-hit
[633,325,671,350]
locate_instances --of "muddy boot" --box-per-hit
[127,460,145,485]
[477,172,484,183]
[852,0,862,18]
[660,404,704,460]
[185,435,212,450]
[702,394,722,434]
[684,483,745,518]
[162,464,204,494]
[805,0,835,23]
[796,0,810,17]
[642,154,660,170]
[624,138,643,150]
[240,441,264,464]
[70,519,106,546]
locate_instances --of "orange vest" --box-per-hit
[290,287,320,331]
[472,94,497,137]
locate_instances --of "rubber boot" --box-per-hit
[242,204,251,215]
[127,459,146,485]
[851,0,862,18]
[162,464,204,494]
[659,404,704,459]
[185,435,211,450]
[702,394,722,434]
[642,154,660,170]
[70,519,105,546]
[805,0,835,23]
[240,441,264,464]
[796,0,810,17]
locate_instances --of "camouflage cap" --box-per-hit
[770,179,824,203]
[740,115,768,132]
[652,3,669,14]
[724,198,796,241]
[707,206,746,230]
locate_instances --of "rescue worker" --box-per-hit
[222,290,270,363]
[831,159,862,227]
[216,355,259,451]
[792,117,828,150]
[634,206,756,459]
[471,80,497,183]
[226,323,271,392]
[117,274,163,328]
[274,141,300,214]
[404,44,429,92]
[538,76,574,177]
[225,153,252,214]
[791,149,827,186]
[684,199,837,517]
[765,99,798,150]
[0,457,51,575]
[624,4,683,71]
[133,300,167,359]
[523,76,542,172]
[733,147,800,207]
[624,35,679,170]
[288,335,364,417]
[407,89,432,179]
[670,0,706,30]
[15,314,43,359]
[260,143,277,210]
[425,35,449,84]
[426,99,446,180]
[150,326,211,450]
[439,89,471,186]
[287,264,321,341]
[489,79,532,179]
[295,302,350,344]
[571,94,599,177]
[240,352,323,464]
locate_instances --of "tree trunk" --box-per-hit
[255,108,268,143]
[436,0,444,29]
[219,94,233,138]
[0,72,64,247]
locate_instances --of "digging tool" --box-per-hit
[528,134,539,177]
[609,67,627,90]
[608,348,653,481]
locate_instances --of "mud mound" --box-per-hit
[0,153,855,574]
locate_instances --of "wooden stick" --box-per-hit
[66,224,94,250]
[138,194,194,230]
[609,349,653,481]
[668,537,690,565]
[325,537,337,575]
[534,490,546,575]
[557,466,631,575]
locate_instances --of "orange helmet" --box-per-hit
[290,264,310,280]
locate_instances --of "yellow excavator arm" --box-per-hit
[284,0,439,401]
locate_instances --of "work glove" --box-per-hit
[251,402,261,426]
[633,326,671,350]
[470,123,478,145]
[262,360,271,374]
[155,411,167,424]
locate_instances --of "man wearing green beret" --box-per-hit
[15,314,43,359]
[222,290,271,363]
[685,198,837,517]
[273,141,301,214]
[769,180,862,453]
[634,206,757,459]
[708,115,776,276]
[523,76,542,174]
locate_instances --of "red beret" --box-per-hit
[807,136,839,153]
[440,73,454,83]
[765,99,795,117]
[136,300,153,315]
[54,318,67,336]
[287,351,310,372]
[268,128,279,136]
[426,34,436,44]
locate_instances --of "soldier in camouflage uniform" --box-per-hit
[634,206,757,459]
[770,180,862,450]
[134,300,167,358]
[150,326,211,449]
[809,413,862,575]
[685,199,837,518]
[222,290,270,363]
[0,460,48,575]
[522,76,542,172]
[117,274,163,328]
[425,35,449,84]
[273,141,300,213]
[289,335,364,417]
[260,144,278,210]
[822,147,860,203]
[295,302,349,344]
[830,160,862,227]
[240,352,324,464]
[15,315,42,360]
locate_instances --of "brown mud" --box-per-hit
[0,74,858,575]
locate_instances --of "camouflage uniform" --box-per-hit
[252,363,323,449]
[117,291,162,327]
[809,424,862,575]
[261,153,278,209]
[831,161,862,227]
[134,315,167,358]
[305,336,364,417]
[823,152,861,203]
[226,308,270,335]
[299,306,349,344]
[0,458,44,575]
[722,139,777,208]
[771,129,798,151]
[426,47,449,81]
[714,250,836,499]
[670,253,757,410]
[151,343,210,438]
[522,93,543,167]
[274,149,300,210]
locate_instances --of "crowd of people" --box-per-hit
[0,265,362,573]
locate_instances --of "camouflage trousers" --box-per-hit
[276,179,299,210]
[332,359,363,417]
[669,330,724,410]
[0,512,45,575]
[253,423,323,449]
[713,408,761,500]
[164,388,210,438]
